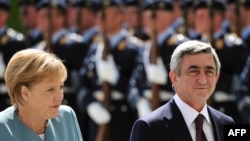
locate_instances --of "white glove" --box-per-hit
[87,102,111,125]
[136,98,152,117]
[147,57,167,85]
[97,55,119,85]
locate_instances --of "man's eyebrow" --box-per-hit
[187,65,215,70]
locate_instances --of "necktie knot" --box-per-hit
[195,114,205,130]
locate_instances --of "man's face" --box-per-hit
[77,7,96,32]
[19,5,37,29]
[37,7,65,33]
[98,6,124,33]
[125,6,139,29]
[170,53,219,108]
[194,8,211,34]
[0,9,9,28]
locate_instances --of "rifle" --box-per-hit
[45,0,54,53]
[208,0,214,47]
[95,1,111,141]
[150,2,160,110]
[235,0,241,37]
[207,0,214,105]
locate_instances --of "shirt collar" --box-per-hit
[174,94,211,127]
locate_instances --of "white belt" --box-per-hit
[0,83,8,94]
[143,90,174,101]
[213,91,235,102]
[94,90,124,101]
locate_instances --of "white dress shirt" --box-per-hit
[174,94,215,141]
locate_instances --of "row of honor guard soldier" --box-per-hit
[0,0,27,111]
[234,0,250,124]
[72,0,101,139]
[191,0,249,124]
[31,0,89,115]
[76,0,144,141]
[128,0,189,119]
[18,0,43,48]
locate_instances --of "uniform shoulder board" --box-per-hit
[224,33,243,48]
[7,28,24,41]
[127,35,145,48]
[167,34,189,46]
[63,33,84,44]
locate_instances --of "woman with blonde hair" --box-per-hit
[0,49,83,141]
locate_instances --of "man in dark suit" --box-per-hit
[130,40,235,141]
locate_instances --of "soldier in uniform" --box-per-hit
[128,0,189,118]
[234,54,250,124]
[18,0,43,48]
[239,0,250,50]
[77,0,143,141]
[66,0,78,33]
[222,0,240,35]
[0,0,27,110]
[234,0,250,125]
[124,0,150,41]
[193,0,249,124]
[72,0,101,139]
[33,0,88,114]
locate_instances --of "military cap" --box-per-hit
[18,0,38,5]
[151,0,174,11]
[73,0,101,11]
[141,0,153,10]
[193,0,226,11]
[66,0,77,5]
[36,0,67,11]
[100,0,124,7]
[180,0,193,9]
[125,0,140,6]
[0,0,10,11]
[240,0,250,8]
[227,0,237,4]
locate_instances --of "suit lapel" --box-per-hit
[208,107,223,141]
[44,120,57,141]
[163,99,193,141]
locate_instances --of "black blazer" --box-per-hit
[130,98,235,141]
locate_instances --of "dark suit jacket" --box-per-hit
[130,98,235,141]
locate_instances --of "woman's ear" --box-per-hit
[21,86,30,102]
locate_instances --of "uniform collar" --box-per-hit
[0,26,7,36]
[52,29,68,44]
[171,17,185,31]
[241,25,250,40]
[157,27,174,46]
[109,28,127,49]
[82,26,99,42]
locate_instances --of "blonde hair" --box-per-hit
[4,49,67,105]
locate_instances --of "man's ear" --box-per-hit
[169,70,177,89]
[21,86,30,102]
[169,70,176,84]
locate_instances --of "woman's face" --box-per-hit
[24,76,64,120]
